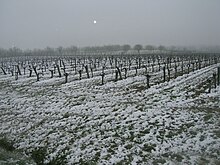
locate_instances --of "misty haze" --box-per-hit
[0,0,220,164]
[1,0,220,49]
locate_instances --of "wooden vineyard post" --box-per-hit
[61,67,66,75]
[139,58,141,69]
[101,72,105,85]
[195,62,198,70]
[79,70,82,80]
[17,65,21,75]
[181,62,184,75]
[146,74,151,88]
[59,59,62,67]
[90,68,94,78]
[136,59,138,69]
[56,64,62,77]
[93,63,97,71]
[123,68,127,79]
[23,67,26,75]
[33,66,39,81]
[10,69,14,76]
[115,58,117,68]
[15,72,18,80]
[102,66,105,75]
[169,59,172,68]
[7,67,10,75]
[85,65,90,78]
[129,62,131,70]
[214,57,217,64]
[151,64,154,72]
[49,70,54,78]
[97,60,100,68]
[208,79,212,93]
[64,73,69,83]
[192,62,195,72]
[36,73,40,81]
[204,59,207,67]
[198,60,201,69]
[174,64,177,78]
[163,66,166,82]
[115,70,118,82]
[109,57,113,68]
[116,67,122,80]
[62,60,66,72]
[53,65,56,74]
[167,68,170,81]
[41,67,44,76]
[214,57,218,64]
[187,64,190,74]
[213,73,216,88]
[135,67,138,76]
[144,65,148,75]
[29,69,32,77]
[218,67,220,86]
[74,59,77,74]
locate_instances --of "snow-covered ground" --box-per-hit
[0,63,220,164]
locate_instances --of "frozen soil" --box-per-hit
[0,64,220,164]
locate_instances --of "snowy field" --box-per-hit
[0,60,220,164]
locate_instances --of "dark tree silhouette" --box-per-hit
[122,44,131,53]
[134,44,143,54]
[145,45,155,51]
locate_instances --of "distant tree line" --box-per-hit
[0,44,201,57]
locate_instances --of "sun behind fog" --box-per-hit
[93,20,97,24]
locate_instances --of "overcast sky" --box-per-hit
[0,0,220,49]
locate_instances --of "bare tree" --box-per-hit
[145,45,155,51]
[122,44,131,53]
[134,44,143,54]
[158,45,166,52]
[67,46,78,55]
[57,46,63,56]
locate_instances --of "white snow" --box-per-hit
[0,61,219,164]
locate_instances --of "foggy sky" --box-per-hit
[0,0,220,49]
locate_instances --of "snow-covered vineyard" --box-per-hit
[0,53,220,164]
